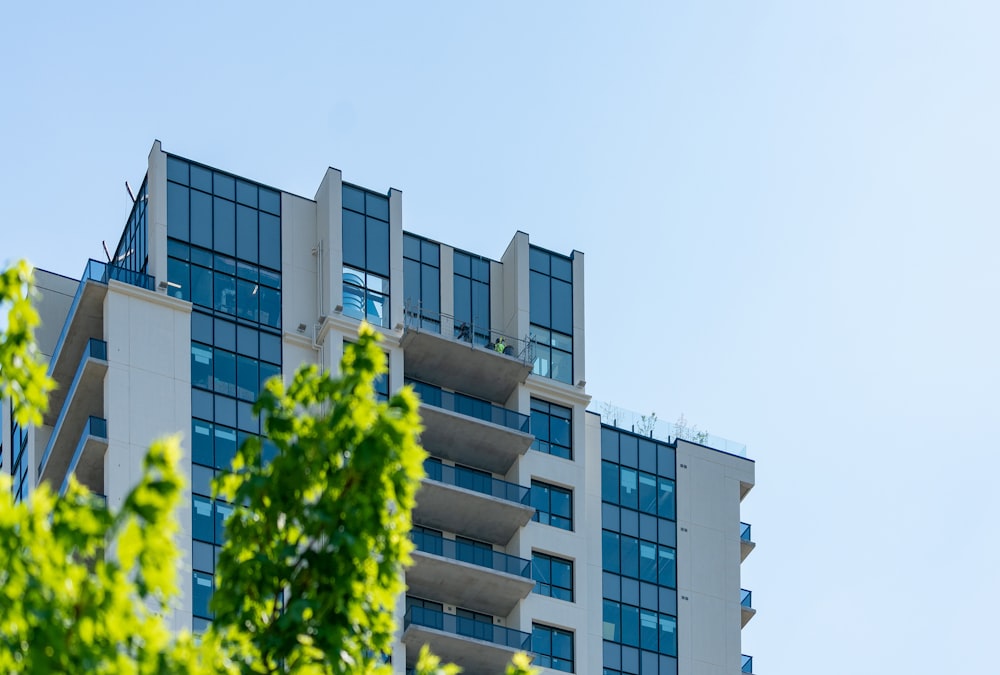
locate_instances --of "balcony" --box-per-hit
[741,589,756,627]
[45,261,154,427]
[39,339,108,490]
[407,531,534,616]
[402,606,530,674]
[740,522,755,561]
[416,461,533,545]
[742,654,754,674]
[60,416,108,495]
[408,380,533,474]
[400,307,534,404]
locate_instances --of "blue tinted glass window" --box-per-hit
[236,205,258,263]
[366,193,389,220]
[167,156,189,185]
[213,173,235,201]
[190,191,213,249]
[551,279,573,334]
[213,198,235,256]
[259,188,280,215]
[258,213,281,270]
[342,185,365,212]
[167,182,189,240]
[236,180,258,207]
[167,258,190,300]
[365,217,389,276]
[342,210,365,269]
[190,165,212,192]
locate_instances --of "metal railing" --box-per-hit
[39,339,108,476]
[742,654,753,673]
[740,522,752,542]
[423,459,531,505]
[741,589,752,608]
[411,529,531,578]
[404,606,531,650]
[588,400,748,457]
[403,301,536,366]
[60,416,108,495]
[48,260,154,377]
[408,379,530,434]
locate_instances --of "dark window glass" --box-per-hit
[190,165,212,192]
[533,624,574,673]
[259,188,280,215]
[658,478,675,520]
[192,571,214,618]
[213,172,235,200]
[214,426,238,470]
[342,210,365,269]
[658,546,676,588]
[237,280,258,322]
[531,399,572,459]
[167,258,190,300]
[533,552,574,601]
[192,419,213,466]
[190,190,213,249]
[602,462,619,504]
[236,180,258,207]
[342,185,365,212]
[213,197,236,255]
[532,481,573,531]
[551,278,573,334]
[192,495,214,542]
[167,156,189,185]
[259,287,280,328]
[260,332,281,365]
[258,213,281,271]
[365,217,389,276]
[191,343,213,390]
[167,183,189,240]
[236,205,258,263]
[366,192,389,220]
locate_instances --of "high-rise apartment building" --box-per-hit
[1,141,756,675]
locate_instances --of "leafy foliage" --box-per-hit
[211,324,427,673]
[0,260,54,426]
[0,262,537,675]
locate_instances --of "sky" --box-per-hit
[3,2,999,673]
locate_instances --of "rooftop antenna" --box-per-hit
[125,180,136,203]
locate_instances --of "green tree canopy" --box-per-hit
[0,261,535,675]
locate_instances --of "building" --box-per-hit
[1,141,756,675]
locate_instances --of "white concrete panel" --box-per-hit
[281,192,319,339]
[147,140,168,286]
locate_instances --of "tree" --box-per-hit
[0,261,535,675]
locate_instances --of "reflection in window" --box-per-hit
[343,266,389,328]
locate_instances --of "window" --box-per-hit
[529,246,573,384]
[456,607,494,642]
[533,552,574,601]
[403,233,440,332]
[453,249,491,344]
[533,624,574,672]
[531,480,573,530]
[531,399,572,459]
[455,536,494,568]
[601,531,676,588]
[343,184,390,327]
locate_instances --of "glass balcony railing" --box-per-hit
[740,522,752,542]
[423,459,531,506]
[742,654,753,673]
[403,302,537,364]
[86,415,108,439]
[587,400,747,457]
[404,606,531,650]
[48,260,155,376]
[741,589,752,608]
[408,379,530,434]
[411,530,531,578]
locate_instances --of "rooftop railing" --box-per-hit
[48,260,155,377]
[588,400,747,457]
[423,459,531,506]
[740,522,752,542]
[404,606,531,651]
[741,589,752,608]
[408,379,530,434]
[403,301,536,365]
[411,529,531,578]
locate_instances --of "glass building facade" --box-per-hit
[165,154,282,631]
[601,426,679,675]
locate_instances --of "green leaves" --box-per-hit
[0,260,54,426]
[211,323,426,673]
[0,262,539,675]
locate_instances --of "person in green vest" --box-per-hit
[494,336,506,353]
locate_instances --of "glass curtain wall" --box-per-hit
[165,155,282,631]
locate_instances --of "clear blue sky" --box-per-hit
[3,2,999,672]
